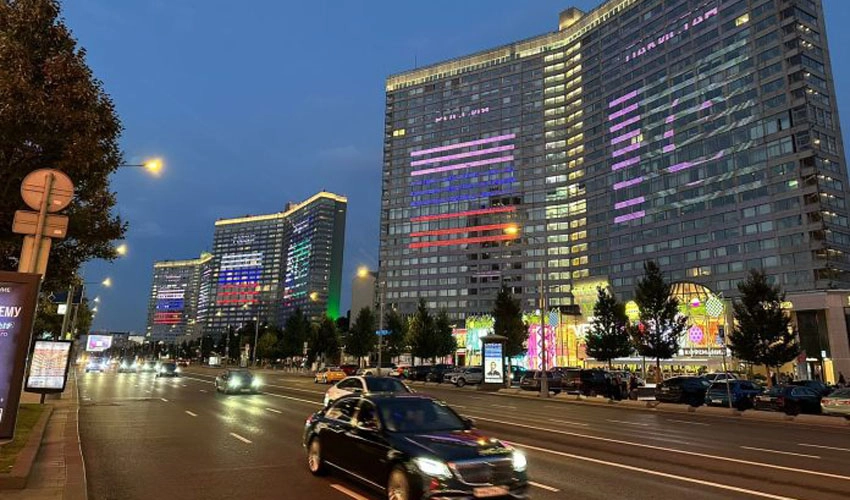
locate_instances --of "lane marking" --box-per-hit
[330,484,370,500]
[200,390,208,393]
[667,419,710,427]
[740,446,820,459]
[467,415,850,482]
[606,419,649,427]
[491,404,517,409]
[529,481,560,492]
[185,411,198,417]
[160,398,169,402]
[229,432,252,444]
[263,382,327,395]
[547,419,590,427]
[798,443,850,453]
[517,442,795,500]
[265,407,282,414]
[261,391,322,406]
[181,384,187,387]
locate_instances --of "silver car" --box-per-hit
[821,388,850,419]
[448,367,484,387]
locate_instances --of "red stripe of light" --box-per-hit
[411,206,516,223]
[409,234,517,249]
[410,223,513,238]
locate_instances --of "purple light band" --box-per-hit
[612,156,640,171]
[610,115,641,133]
[663,130,674,139]
[614,196,645,210]
[410,134,516,157]
[608,103,639,122]
[608,89,640,108]
[614,210,646,224]
[612,142,642,158]
[411,155,514,177]
[665,115,676,124]
[663,144,676,153]
[613,176,644,190]
[667,150,725,174]
[611,129,642,146]
[699,100,713,111]
[410,144,515,167]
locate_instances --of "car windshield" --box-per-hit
[364,378,409,393]
[378,398,465,433]
[231,370,252,378]
[162,363,177,370]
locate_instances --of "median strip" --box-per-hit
[229,432,252,444]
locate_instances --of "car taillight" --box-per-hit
[822,399,833,406]
[841,400,850,406]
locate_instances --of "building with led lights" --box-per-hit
[380,0,850,380]
[204,192,347,338]
[146,253,214,343]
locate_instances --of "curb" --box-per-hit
[0,405,55,490]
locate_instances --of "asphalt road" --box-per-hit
[76,368,850,500]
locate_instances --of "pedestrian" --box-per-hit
[839,371,846,387]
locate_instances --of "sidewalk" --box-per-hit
[4,374,86,500]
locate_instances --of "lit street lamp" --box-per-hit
[115,243,128,256]
[120,157,164,176]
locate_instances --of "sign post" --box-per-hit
[478,334,506,392]
[15,169,74,275]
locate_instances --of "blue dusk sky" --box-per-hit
[66,0,850,333]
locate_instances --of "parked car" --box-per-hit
[303,394,528,499]
[425,364,458,383]
[704,380,763,410]
[820,388,850,419]
[519,370,563,394]
[214,368,261,394]
[356,363,397,376]
[338,364,359,377]
[508,365,527,385]
[754,385,822,415]
[446,367,484,387]
[323,376,413,406]
[561,368,614,397]
[789,379,832,397]
[403,365,434,382]
[314,367,347,384]
[655,376,711,406]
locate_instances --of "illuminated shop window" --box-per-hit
[735,13,750,26]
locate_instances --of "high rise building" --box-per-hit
[205,192,347,338]
[146,253,213,343]
[380,0,849,379]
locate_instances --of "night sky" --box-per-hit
[65,0,850,333]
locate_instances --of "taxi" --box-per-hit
[315,366,347,384]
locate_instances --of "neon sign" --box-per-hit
[625,6,720,63]
[435,107,490,123]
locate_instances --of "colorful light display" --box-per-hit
[216,251,263,306]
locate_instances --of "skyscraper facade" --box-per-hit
[146,253,213,343]
[380,0,849,378]
[205,192,347,337]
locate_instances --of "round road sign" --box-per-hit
[21,169,74,212]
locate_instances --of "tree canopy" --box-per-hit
[347,307,377,361]
[586,287,631,368]
[493,285,527,359]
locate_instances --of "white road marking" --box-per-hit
[160,398,169,402]
[330,484,370,500]
[263,383,327,395]
[200,389,208,393]
[261,391,322,406]
[606,419,649,427]
[529,481,560,492]
[518,442,795,500]
[265,407,282,414]
[145,390,152,394]
[547,419,590,427]
[181,384,187,387]
[185,411,197,417]
[798,443,850,453]
[667,419,710,426]
[491,404,517,409]
[229,432,252,444]
[740,446,820,459]
[544,405,567,409]
[467,415,850,482]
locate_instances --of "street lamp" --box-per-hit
[115,243,128,256]
[120,157,164,176]
[101,277,112,287]
[357,267,385,375]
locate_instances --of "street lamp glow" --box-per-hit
[143,158,164,176]
[115,243,128,256]
[101,277,112,287]
[309,291,319,302]
[357,266,370,278]
[503,224,520,236]
[93,296,100,303]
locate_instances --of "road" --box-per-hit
[76,368,850,500]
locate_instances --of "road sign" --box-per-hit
[21,169,74,212]
[13,210,68,238]
[375,329,391,336]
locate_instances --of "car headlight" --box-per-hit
[512,451,527,472]
[251,377,261,387]
[228,378,240,388]
[413,457,452,479]
[175,367,181,373]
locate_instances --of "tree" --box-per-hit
[309,316,340,365]
[383,308,408,361]
[433,309,457,362]
[408,299,436,362]
[729,270,799,387]
[347,307,377,366]
[256,331,278,362]
[493,285,527,382]
[631,261,687,382]
[586,287,632,369]
[0,1,126,295]
[279,308,310,359]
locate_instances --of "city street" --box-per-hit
[76,369,850,500]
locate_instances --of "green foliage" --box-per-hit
[492,285,527,358]
[585,287,631,368]
[310,316,340,363]
[347,307,377,359]
[257,331,278,361]
[631,261,687,378]
[278,308,310,359]
[729,270,799,382]
[383,308,408,359]
[434,309,457,360]
[407,299,436,361]
[0,0,126,295]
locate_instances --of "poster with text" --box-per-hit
[0,272,41,439]
[483,342,503,384]
[26,341,72,393]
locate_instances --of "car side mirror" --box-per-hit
[462,417,475,429]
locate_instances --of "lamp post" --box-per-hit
[120,158,164,176]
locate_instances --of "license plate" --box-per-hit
[474,486,509,498]
[712,399,722,404]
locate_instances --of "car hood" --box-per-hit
[393,430,513,462]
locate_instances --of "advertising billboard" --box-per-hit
[86,334,113,352]
[483,342,503,384]
[26,340,73,393]
[0,271,41,439]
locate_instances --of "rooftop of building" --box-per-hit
[213,191,348,226]
[153,252,213,268]
[385,0,638,92]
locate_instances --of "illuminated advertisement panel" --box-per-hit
[483,343,504,384]
[86,334,113,352]
[217,251,263,305]
[26,341,73,393]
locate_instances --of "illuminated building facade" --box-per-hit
[381,0,850,378]
[205,192,347,337]
[146,253,213,343]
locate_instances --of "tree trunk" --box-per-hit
[656,357,662,383]
[765,365,772,388]
[608,359,613,370]
[506,357,512,387]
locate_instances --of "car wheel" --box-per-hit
[784,403,800,416]
[387,466,413,500]
[307,438,327,476]
[456,378,466,387]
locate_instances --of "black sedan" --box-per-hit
[214,368,261,394]
[304,394,529,500]
[655,376,711,406]
[754,385,822,415]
